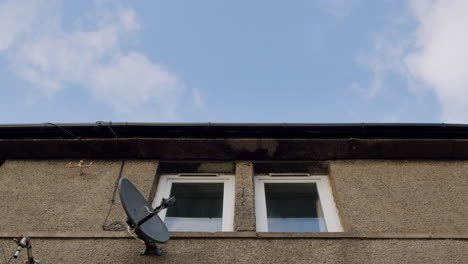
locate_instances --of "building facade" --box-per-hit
[0,123,467,263]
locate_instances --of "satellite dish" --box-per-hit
[118,178,176,256]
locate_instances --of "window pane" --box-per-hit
[264,183,327,232]
[165,183,223,232]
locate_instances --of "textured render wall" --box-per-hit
[330,160,468,232]
[0,159,467,263]
[234,161,256,231]
[0,160,157,233]
[1,159,467,233]
[0,237,466,264]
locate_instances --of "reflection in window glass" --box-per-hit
[165,183,223,232]
[264,183,327,232]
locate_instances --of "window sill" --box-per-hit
[0,232,467,240]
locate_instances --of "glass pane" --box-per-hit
[264,183,327,232]
[165,183,223,232]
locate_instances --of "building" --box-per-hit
[0,123,467,263]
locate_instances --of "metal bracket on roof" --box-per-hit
[268,173,311,177]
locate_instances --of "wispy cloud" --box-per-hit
[319,0,361,18]
[191,87,204,108]
[355,31,413,98]
[356,0,468,123]
[0,0,40,51]
[0,0,181,120]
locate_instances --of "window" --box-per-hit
[153,174,235,232]
[255,175,342,232]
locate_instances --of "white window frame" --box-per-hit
[255,175,343,232]
[153,174,235,232]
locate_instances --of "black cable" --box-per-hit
[43,122,78,139]
[42,121,124,232]
[111,160,125,202]
[96,121,118,138]
[6,246,16,264]
[43,121,122,230]
[1,246,7,264]
[42,120,120,157]
[102,160,127,231]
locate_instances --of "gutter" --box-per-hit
[0,122,468,139]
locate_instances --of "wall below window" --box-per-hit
[0,235,466,263]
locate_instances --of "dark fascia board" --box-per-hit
[1,122,468,139]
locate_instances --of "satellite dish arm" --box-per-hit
[136,196,176,229]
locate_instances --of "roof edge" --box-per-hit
[1,122,468,139]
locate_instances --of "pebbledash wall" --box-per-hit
[0,123,467,263]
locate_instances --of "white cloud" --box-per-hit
[0,0,39,51]
[92,52,179,114]
[118,8,140,31]
[405,0,468,123]
[14,27,121,94]
[357,0,468,123]
[0,0,181,119]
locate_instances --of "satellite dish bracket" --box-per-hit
[133,197,176,231]
[138,238,163,257]
[119,178,175,256]
[133,197,175,256]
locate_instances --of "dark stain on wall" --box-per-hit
[1,138,468,160]
[159,161,235,174]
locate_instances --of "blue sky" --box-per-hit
[0,0,467,124]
